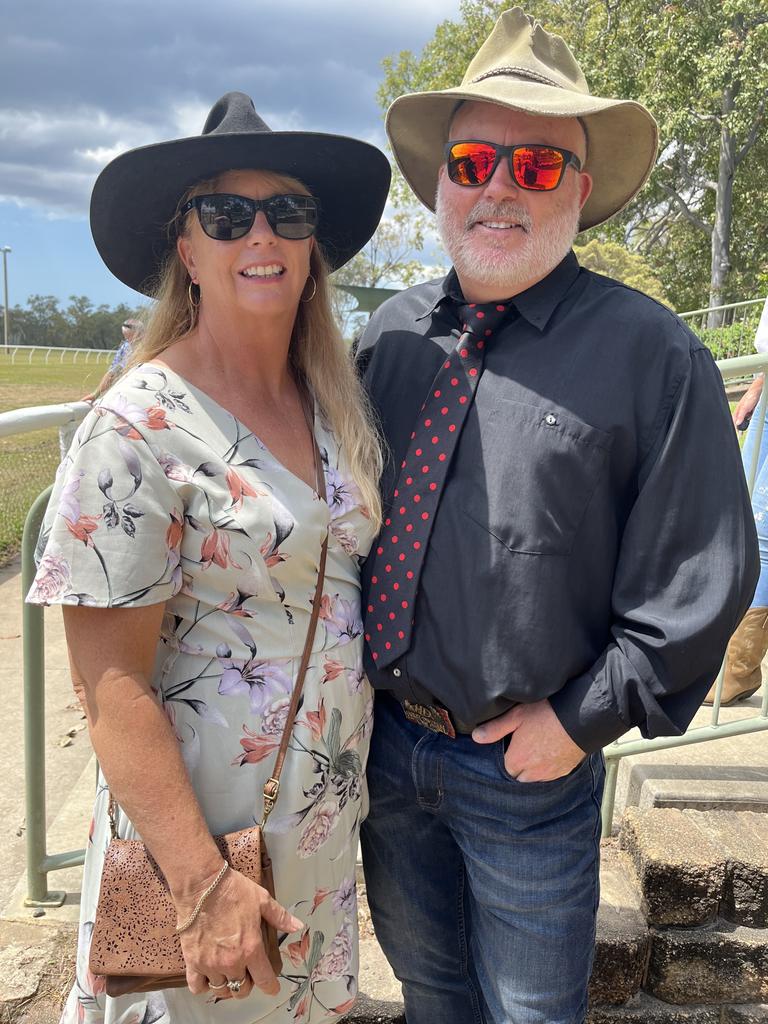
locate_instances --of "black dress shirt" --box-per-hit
[356,251,759,753]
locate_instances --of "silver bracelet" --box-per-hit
[175,861,229,934]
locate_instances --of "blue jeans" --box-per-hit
[742,408,768,607]
[360,694,605,1024]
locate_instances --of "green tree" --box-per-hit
[331,211,436,336]
[20,295,69,347]
[573,239,668,306]
[592,0,768,322]
[1,296,142,349]
[378,0,768,314]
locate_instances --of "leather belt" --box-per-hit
[399,698,475,738]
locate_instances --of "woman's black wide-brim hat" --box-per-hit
[90,92,392,294]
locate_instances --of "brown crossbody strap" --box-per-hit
[260,391,329,827]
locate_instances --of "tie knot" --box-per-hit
[457,300,511,340]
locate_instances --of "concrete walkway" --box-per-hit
[1,557,766,1021]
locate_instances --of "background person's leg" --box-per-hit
[706,406,768,704]
[744,407,768,607]
[361,695,484,1024]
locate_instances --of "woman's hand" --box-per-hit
[176,866,303,1000]
[733,375,764,429]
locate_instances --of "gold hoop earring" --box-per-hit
[187,280,200,309]
[301,274,317,303]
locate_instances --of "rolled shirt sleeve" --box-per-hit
[550,346,760,753]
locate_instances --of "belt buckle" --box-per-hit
[402,700,457,739]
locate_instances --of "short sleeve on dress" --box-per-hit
[27,401,184,609]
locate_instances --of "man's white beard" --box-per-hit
[436,185,581,296]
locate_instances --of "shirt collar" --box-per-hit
[416,250,580,332]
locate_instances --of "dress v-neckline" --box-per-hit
[143,361,326,499]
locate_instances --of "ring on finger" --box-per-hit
[227,976,247,993]
[208,980,229,990]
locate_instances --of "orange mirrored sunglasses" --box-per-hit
[445,141,582,191]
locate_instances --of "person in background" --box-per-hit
[83,317,144,401]
[704,295,768,705]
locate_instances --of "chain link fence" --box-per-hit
[0,350,102,565]
[0,428,64,564]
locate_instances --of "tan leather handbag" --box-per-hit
[89,404,328,996]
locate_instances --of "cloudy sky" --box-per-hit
[0,0,461,311]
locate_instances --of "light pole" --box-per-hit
[1,246,10,353]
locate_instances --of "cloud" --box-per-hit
[0,1,461,217]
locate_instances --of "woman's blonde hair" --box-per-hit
[128,171,384,527]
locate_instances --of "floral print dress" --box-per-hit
[27,364,376,1024]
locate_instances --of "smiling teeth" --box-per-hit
[481,221,518,229]
[242,264,285,277]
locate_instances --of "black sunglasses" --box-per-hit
[444,141,582,191]
[181,193,320,241]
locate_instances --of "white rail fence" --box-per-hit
[1,345,115,365]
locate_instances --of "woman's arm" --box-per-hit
[63,603,302,999]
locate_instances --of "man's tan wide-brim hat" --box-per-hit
[386,7,658,230]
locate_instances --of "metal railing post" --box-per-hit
[601,758,620,838]
[21,484,66,906]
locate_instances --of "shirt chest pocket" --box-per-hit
[461,397,612,556]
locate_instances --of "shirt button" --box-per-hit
[393,668,402,678]
[545,413,557,426]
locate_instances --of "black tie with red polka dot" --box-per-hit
[365,298,512,668]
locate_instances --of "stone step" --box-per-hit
[684,810,768,927]
[589,842,649,1006]
[647,920,768,1005]
[587,992,721,1022]
[723,1007,768,1023]
[625,765,768,817]
[588,995,768,1022]
[619,807,726,926]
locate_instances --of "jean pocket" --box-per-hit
[495,741,589,787]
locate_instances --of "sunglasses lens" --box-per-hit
[197,195,254,240]
[268,195,319,239]
[512,147,565,190]
[447,143,497,186]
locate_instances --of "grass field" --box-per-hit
[0,353,108,565]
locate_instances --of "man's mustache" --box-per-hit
[465,201,532,233]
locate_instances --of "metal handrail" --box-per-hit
[679,297,767,318]
[0,401,91,439]
[21,484,76,906]
[10,351,768,899]
[11,401,93,905]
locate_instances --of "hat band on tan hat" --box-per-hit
[473,66,565,89]
[385,7,657,231]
